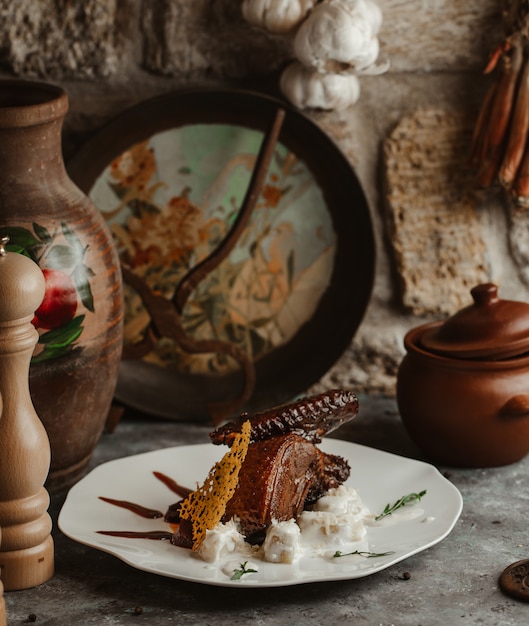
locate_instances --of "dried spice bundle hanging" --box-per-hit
[470,0,529,207]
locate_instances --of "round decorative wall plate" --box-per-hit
[67,88,375,421]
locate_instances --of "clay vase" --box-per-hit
[397,283,529,468]
[0,79,123,491]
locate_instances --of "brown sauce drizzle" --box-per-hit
[98,496,164,519]
[96,530,173,540]
[97,473,192,542]
[152,471,192,498]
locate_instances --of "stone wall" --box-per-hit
[0,0,519,397]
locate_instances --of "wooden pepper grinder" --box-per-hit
[0,393,6,626]
[0,235,54,590]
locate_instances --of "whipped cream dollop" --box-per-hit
[297,484,370,555]
[196,520,247,563]
[197,485,372,564]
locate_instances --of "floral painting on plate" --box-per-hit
[90,123,336,375]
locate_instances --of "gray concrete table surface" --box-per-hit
[4,395,529,625]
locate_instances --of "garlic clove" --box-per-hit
[280,61,361,111]
[353,35,380,72]
[242,0,317,35]
[357,0,383,36]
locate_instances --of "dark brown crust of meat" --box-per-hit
[209,389,359,447]
[221,433,350,543]
[305,452,350,505]
[164,501,183,524]
[170,517,194,549]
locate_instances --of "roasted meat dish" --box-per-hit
[221,432,351,543]
[169,389,359,547]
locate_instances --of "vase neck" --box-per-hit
[0,117,68,187]
[0,81,69,187]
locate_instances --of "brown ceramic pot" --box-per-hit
[397,284,529,467]
[0,79,123,491]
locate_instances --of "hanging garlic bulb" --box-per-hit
[293,0,383,73]
[241,0,317,35]
[280,61,361,110]
[240,0,387,111]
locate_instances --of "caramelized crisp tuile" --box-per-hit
[178,420,251,549]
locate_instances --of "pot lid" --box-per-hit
[420,283,529,359]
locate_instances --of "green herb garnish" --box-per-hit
[375,490,427,521]
[333,550,395,558]
[230,561,258,580]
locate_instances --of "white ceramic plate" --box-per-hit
[58,439,463,588]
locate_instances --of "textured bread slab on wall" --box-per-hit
[383,109,490,316]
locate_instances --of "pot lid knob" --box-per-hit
[420,283,529,359]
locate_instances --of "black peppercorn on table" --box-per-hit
[5,395,529,625]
